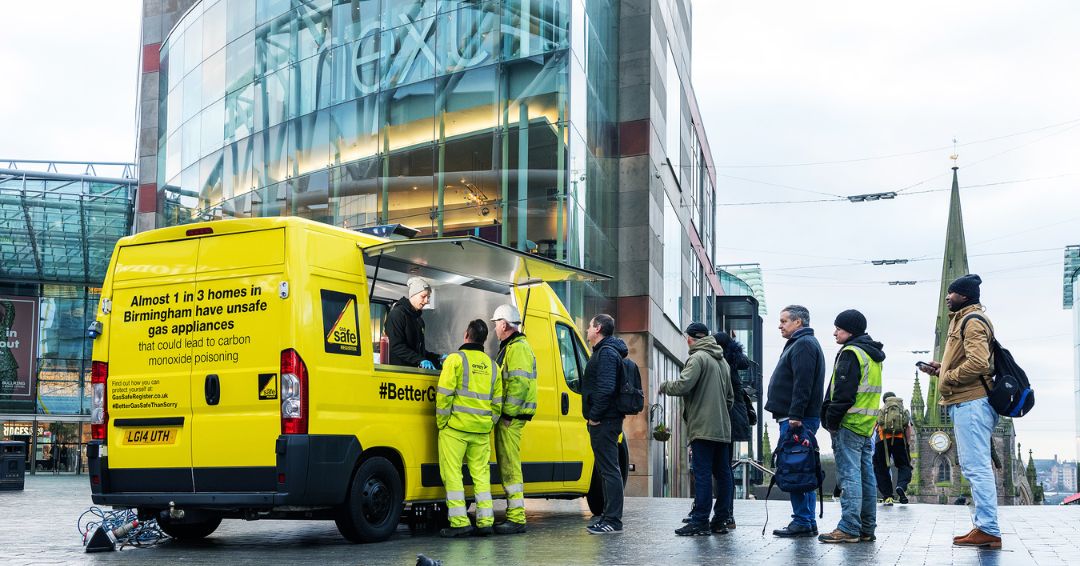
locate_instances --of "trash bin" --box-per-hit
[0,440,26,491]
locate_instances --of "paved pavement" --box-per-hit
[2,475,1079,565]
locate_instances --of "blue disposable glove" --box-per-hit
[420,360,436,370]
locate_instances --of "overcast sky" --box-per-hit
[692,2,1080,462]
[0,2,1076,463]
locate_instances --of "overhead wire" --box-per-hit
[713,117,1080,169]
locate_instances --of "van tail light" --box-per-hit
[91,361,109,440]
[280,349,308,434]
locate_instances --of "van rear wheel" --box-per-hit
[586,438,630,516]
[157,516,222,540]
[336,456,404,543]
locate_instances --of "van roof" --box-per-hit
[116,217,386,248]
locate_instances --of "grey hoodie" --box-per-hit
[659,335,734,443]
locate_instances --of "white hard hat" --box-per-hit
[491,304,521,323]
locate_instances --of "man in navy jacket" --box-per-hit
[764,305,826,537]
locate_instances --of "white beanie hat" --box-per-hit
[407,277,431,298]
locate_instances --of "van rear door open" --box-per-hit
[189,229,287,492]
[107,239,199,489]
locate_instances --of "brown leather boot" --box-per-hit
[952,528,977,543]
[953,528,1001,549]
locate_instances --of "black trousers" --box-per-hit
[588,418,624,526]
[873,437,912,498]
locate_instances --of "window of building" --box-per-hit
[662,194,682,327]
[937,458,952,483]
[664,46,681,184]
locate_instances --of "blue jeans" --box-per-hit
[779,417,820,528]
[949,398,1000,536]
[689,439,733,524]
[832,427,877,536]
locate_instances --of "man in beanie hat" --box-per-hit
[385,276,442,369]
[919,274,1001,548]
[659,322,734,536]
[818,309,884,543]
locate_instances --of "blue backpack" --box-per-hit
[762,425,824,534]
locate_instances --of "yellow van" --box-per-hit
[87,217,625,542]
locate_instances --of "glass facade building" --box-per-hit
[0,161,135,474]
[154,0,619,292]
[1064,245,1080,465]
[136,0,727,497]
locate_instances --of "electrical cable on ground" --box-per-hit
[79,507,169,550]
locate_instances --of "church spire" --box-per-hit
[927,163,970,424]
[911,373,925,424]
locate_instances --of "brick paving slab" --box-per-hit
[2,475,1079,565]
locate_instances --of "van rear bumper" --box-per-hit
[88,434,362,509]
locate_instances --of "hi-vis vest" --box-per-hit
[828,345,883,437]
[498,335,537,418]
[436,349,503,434]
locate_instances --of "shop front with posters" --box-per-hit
[0,161,134,474]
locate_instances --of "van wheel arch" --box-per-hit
[335,448,406,543]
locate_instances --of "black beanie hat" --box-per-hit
[833,309,867,336]
[948,273,982,301]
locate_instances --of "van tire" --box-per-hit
[586,438,630,516]
[157,516,222,540]
[335,456,404,543]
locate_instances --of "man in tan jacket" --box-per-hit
[920,274,1001,549]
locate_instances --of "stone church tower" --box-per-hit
[907,164,1036,505]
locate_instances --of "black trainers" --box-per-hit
[860,532,876,542]
[773,522,817,538]
[439,525,475,538]
[587,516,603,528]
[896,488,909,504]
[586,520,623,535]
[675,522,711,536]
[494,521,526,535]
[709,521,730,535]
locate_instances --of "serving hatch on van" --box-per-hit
[87,217,620,544]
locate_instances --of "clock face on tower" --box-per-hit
[930,431,951,453]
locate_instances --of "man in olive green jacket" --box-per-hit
[921,274,1000,549]
[659,322,734,536]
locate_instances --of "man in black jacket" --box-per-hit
[765,305,826,538]
[385,277,442,369]
[581,313,627,535]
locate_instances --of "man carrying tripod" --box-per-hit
[873,393,913,505]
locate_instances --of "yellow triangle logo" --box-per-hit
[326,298,359,347]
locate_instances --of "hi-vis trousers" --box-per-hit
[495,418,527,524]
[438,427,494,528]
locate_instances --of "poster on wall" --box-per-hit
[0,296,38,398]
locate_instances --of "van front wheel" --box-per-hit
[586,439,630,516]
[336,456,404,543]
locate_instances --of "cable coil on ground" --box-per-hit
[79,507,169,550]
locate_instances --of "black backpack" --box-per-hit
[761,425,825,534]
[961,314,1035,418]
[603,346,644,416]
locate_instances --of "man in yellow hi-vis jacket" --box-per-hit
[490,304,537,534]
[436,319,503,538]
